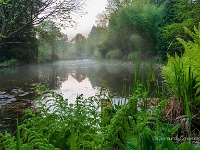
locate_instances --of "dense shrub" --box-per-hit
[106,49,122,59]
[127,51,141,61]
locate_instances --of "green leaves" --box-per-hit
[162,23,200,106]
[70,132,76,150]
[16,119,22,150]
[98,1,165,60]
[161,24,200,148]
[0,85,200,149]
[157,0,200,59]
[169,124,180,136]
[178,141,192,150]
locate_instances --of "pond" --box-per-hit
[0,59,161,133]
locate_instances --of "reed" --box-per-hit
[16,118,22,150]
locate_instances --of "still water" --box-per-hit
[0,59,161,132]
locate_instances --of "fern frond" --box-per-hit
[162,23,200,105]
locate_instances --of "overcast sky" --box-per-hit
[61,0,107,40]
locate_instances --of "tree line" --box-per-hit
[0,0,200,63]
[63,0,200,61]
[85,0,200,61]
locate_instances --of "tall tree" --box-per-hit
[0,0,86,62]
[86,25,107,58]
[57,33,69,59]
[72,33,86,59]
[0,0,85,43]
[37,21,61,60]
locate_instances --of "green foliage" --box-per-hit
[127,52,141,61]
[178,26,200,98]
[106,49,122,59]
[162,24,200,105]
[130,34,146,52]
[95,1,166,60]
[86,26,107,59]
[0,85,199,149]
[0,0,39,63]
[162,24,200,143]
[157,0,200,59]
[0,26,38,63]
[96,0,200,61]
[92,0,200,61]
[101,93,142,149]
[11,47,37,63]
[162,54,195,100]
[37,21,62,61]
[21,88,101,149]
[0,90,100,149]
[37,21,61,43]
[71,33,86,59]
[38,33,69,62]
[0,58,19,68]
[177,141,200,150]
[0,0,85,63]
[56,33,69,59]
[38,43,52,62]
[98,84,189,150]
[70,131,76,150]
[0,132,16,149]
[16,119,22,150]
[3,58,18,66]
[97,38,109,58]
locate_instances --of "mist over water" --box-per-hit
[0,59,161,106]
[0,59,162,132]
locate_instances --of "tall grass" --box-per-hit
[16,118,22,150]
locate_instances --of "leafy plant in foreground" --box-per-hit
[162,23,200,105]
[99,84,190,150]
[0,86,102,150]
[162,23,200,144]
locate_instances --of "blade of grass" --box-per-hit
[16,118,22,150]
[70,131,76,150]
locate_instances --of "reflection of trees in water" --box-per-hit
[70,68,87,83]
[84,64,135,96]
[83,63,161,97]
[38,63,70,89]
[0,66,40,90]
[0,60,162,98]
[30,61,135,95]
[87,65,109,86]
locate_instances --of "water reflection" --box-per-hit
[0,59,161,132]
[0,59,161,106]
[56,75,98,104]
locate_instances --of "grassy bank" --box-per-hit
[0,59,19,68]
